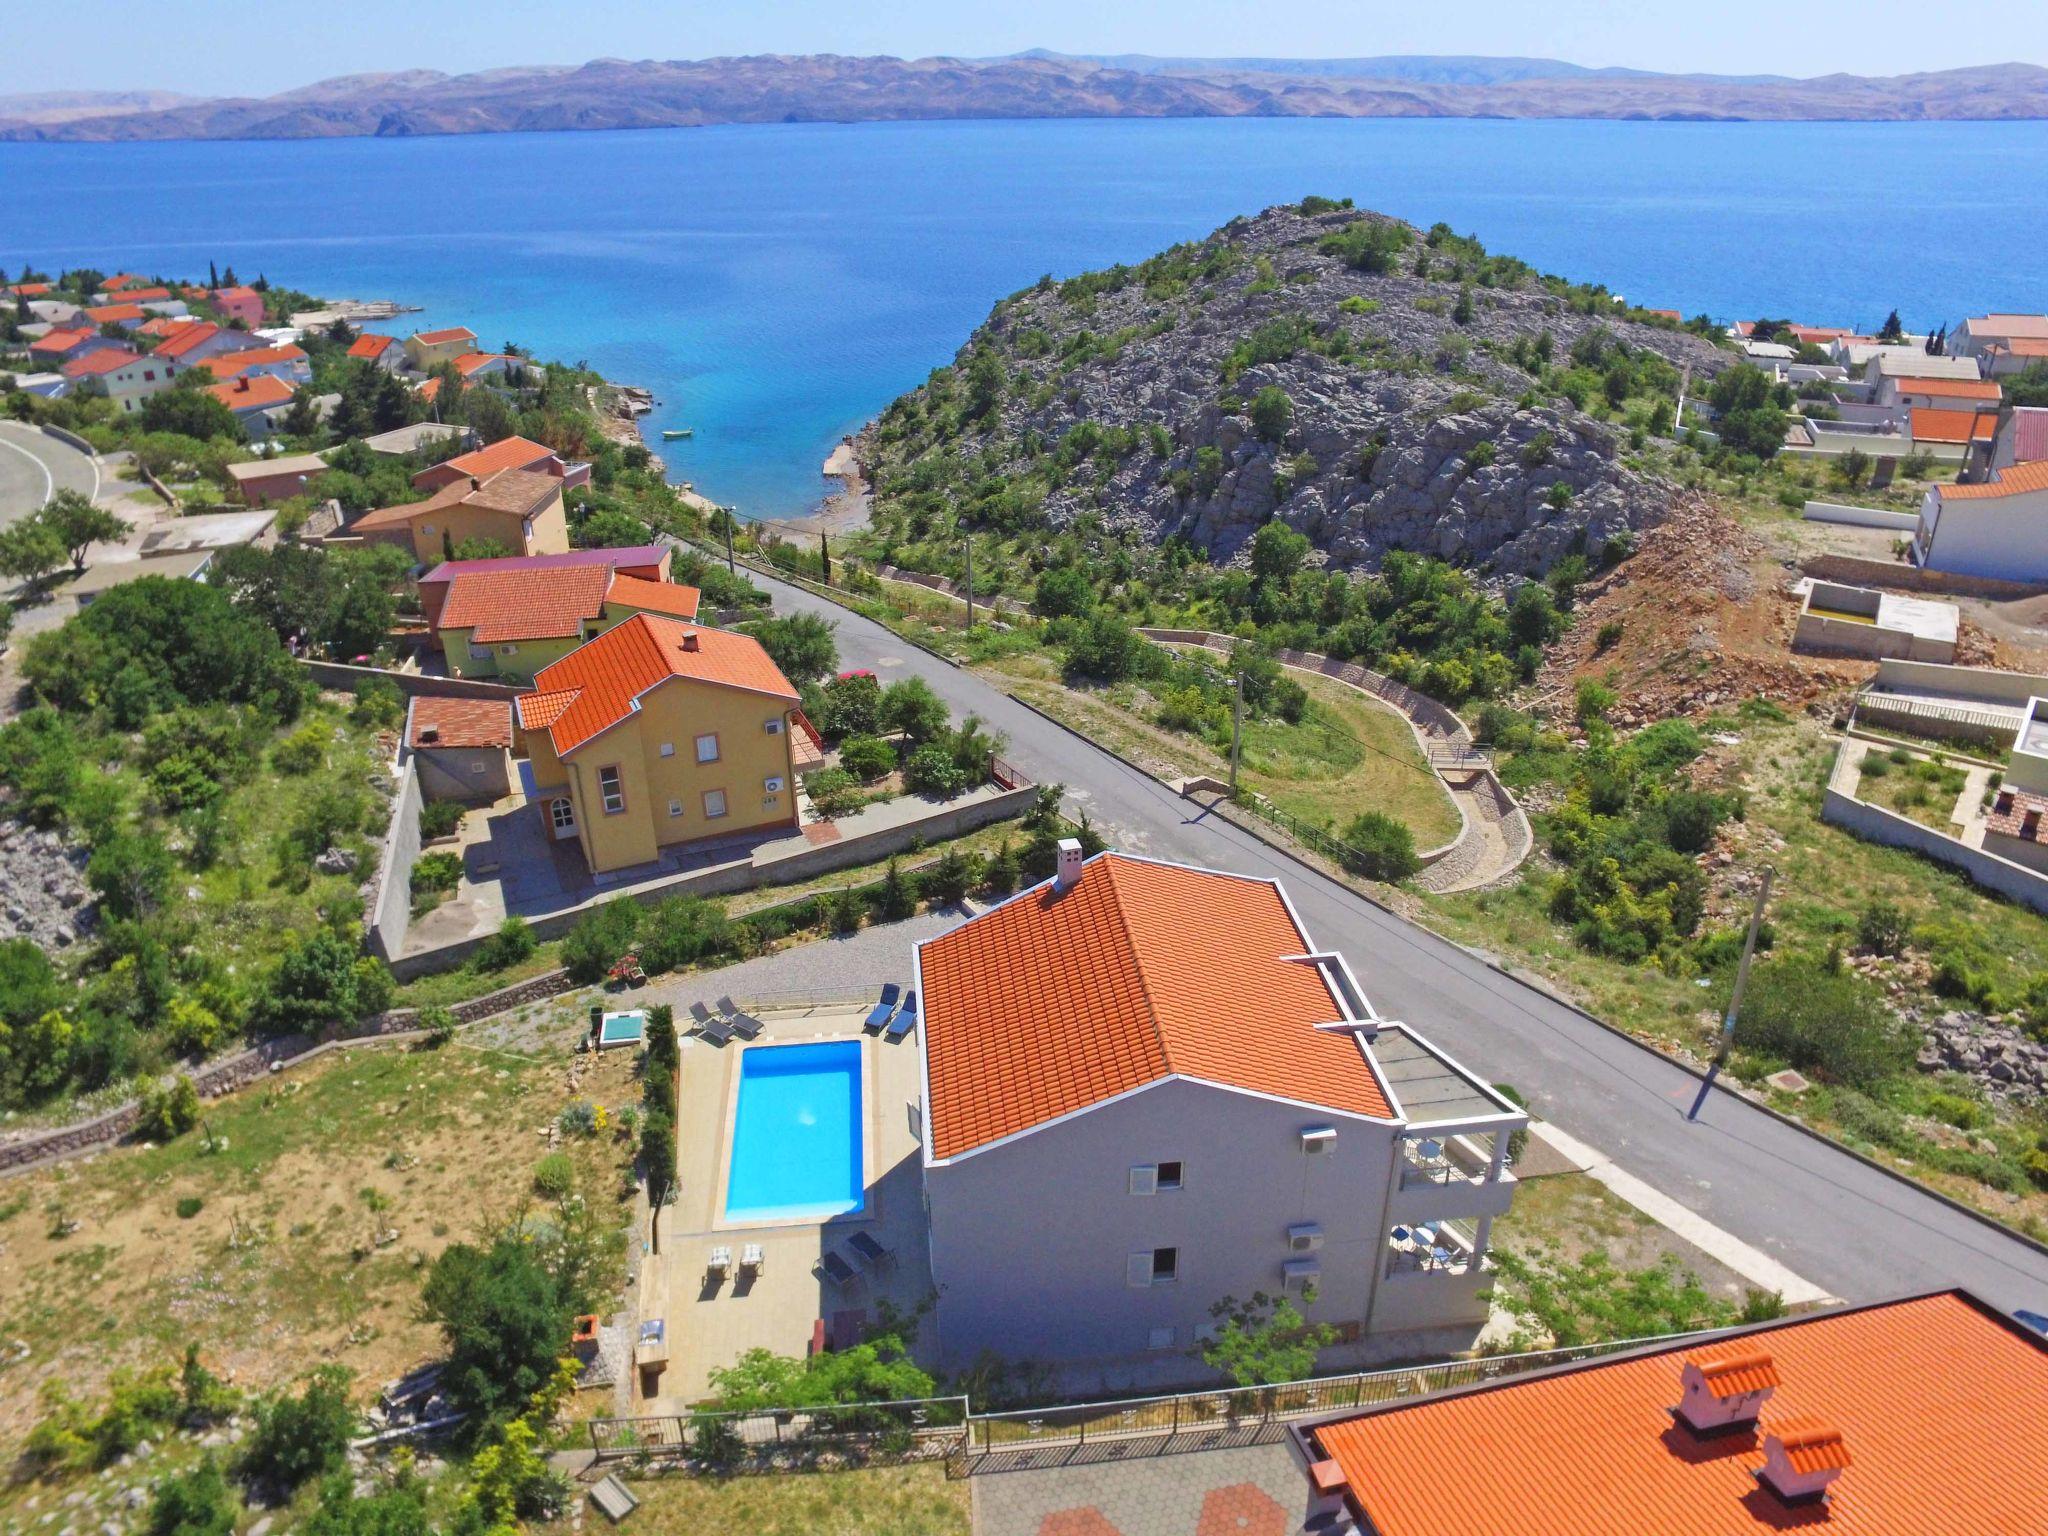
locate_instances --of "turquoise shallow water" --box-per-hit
[723,1039,864,1223]
[3,117,2045,516]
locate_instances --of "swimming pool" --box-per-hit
[723,1040,865,1223]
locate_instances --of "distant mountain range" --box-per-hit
[5,52,2045,143]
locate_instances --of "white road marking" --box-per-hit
[1532,1122,1838,1306]
[0,429,56,507]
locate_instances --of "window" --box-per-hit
[1130,1161,1182,1195]
[1127,1247,1179,1287]
[598,766,626,815]
[467,642,492,661]
[702,788,727,819]
[1147,1326,1177,1351]
[549,797,575,832]
[668,799,682,817]
[695,733,720,764]
[1157,1161,1184,1191]
[658,742,675,758]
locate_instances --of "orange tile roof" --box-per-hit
[352,467,559,532]
[1691,1348,1781,1396]
[417,377,443,403]
[83,303,144,323]
[347,333,395,359]
[1972,312,2048,340]
[1308,1290,2048,1536]
[101,273,148,290]
[413,325,476,346]
[153,322,226,360]
[10,282,52,296]
[524,613,797,758]
[107,286,171,304]
[30,328,95,352]
[1983,786,2048,843]
[918,853,1393,1161]
[514,688,579,731]
[437,435,557,479]
[1891,376,2001,400]
[1772,1418,1851,1476]
[438,564,612,643]
[211,285,259,301]
[408,696,513,750]
[1910,408,1998,445]
[203,343,306,378]
[61,348,140,378]
[605,572,701,622]
[203,374,295,411]
[1940,459,2048,500]
[451,351,517,377]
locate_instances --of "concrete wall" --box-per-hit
[1867,658,2048,706]
[296,658,525,702]
[1800,555,2048,602]
[1921,490,2048,583]
[1802,500,1920,532]
[416,745,510,803]
[925,1078,1399,1370]
[366,757,424,964]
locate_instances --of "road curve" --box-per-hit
[0,420,99,529]
[711,548,2048,1316]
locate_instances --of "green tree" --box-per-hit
[139,379,242,441]
[1201,1291,1336,1388]
[36,490,129,574]
[1031,565,1095,619]
[641,1113,677,1255]
[144,1456,237,1536]
[1248,385,1294,443]
[878,676,949,742]
[238,1367,356,1495]
[1877,309,1905,343]
[744,611,838,681]
[0,517,66,591]
[420,1236,572,1439]
[1707,363,1788,459]
[1338,811,1419,882]
[257,927,367,1032]
[87,830,176,920]
[1249,520,1311,584]
[706,1334,934,1411]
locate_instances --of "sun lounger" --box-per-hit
[688,1001,720,1031]
[864,983,902,1032]
[817,1250,859,1288]
[885,990,919,1041]
[707,1245,732,1279]
[695,1016,733,1045]
[740,1243,765,1274]
[847,1231,893,1271]
[718,996,766,1039]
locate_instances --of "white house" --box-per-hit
[1914,460,2048,582]
[1872,374,2003,415]
[1867,349,1984,386]
[914,848,1525,1371]
[1953,314,2048,377]
[60,347,183,414]
[1992,407,2048,471]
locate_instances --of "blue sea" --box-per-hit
[3,117,2045,517]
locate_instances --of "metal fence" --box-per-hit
[963,1330,1715,1460]
[587,1394,970,1471]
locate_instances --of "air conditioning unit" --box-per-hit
[1128,1165,1159,1196]
[764,775,785,794]
[1300,1126,1336,1156]
[764,718,784,734]
[1287,1222,1324,1254]
[1282,1257,1321,1292]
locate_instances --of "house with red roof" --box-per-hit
[346,333,403,371]
[203,372,297,429]
[209,286,264,327]
[914,849,1526,1368]
[514,614,806,872]
[349,467,570,565]
[8,281,52,298]
[1914,459,2048,581]
[406,695,514,803]
[61,346,183,413]
[1992,406,2048,472]
[1291,1289,2048,1535]
[403,325,478,371]
[432,562,701,683]
[1953,313,2048,377]
[414,544,669,627]
[28,328,103,362]
[412,433,591,493]
[200,343,311,386]
[82,302,148,330]
[100,273,150,292]
[152,322,259,368]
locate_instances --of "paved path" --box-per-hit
[975,1443,1312,1536]
[712,551,2048,1316]
[0,420,98,528]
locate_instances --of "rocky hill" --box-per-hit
[858,203,1731,578]
[8,55,2047,141]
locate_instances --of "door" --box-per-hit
[548,797,577,840]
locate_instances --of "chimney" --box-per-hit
[1053,837,1084,892]
[469,475,482,491]
[1755,1419,1849,1506]
[678,630,700,653]
[419,725,439,744]
[1673,1350,1778,1436]
[1306,1459,1349,1521]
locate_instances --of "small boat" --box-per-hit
[661,427,694,440]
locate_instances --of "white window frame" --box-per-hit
[1128,1247,1178,1287]
[668,799,683,817]
[658,741,675,758]
[597,765,626,816]
[549,797,576,833]
[695,732,721,764]
[702,787,728,820]
[1129,1165,1158,1196]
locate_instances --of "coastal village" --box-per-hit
[2,222,2048,1536]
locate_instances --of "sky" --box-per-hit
[4,0,2045,99]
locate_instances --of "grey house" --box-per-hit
[914,849,1524,1372]
[406,695,512,803]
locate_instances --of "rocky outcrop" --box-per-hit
[1918,1010,2048,1103]
[861,203,1729,579]
[0,818,95,951]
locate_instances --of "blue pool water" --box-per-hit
[4,118,2046,517]
[724,1039,864,1223]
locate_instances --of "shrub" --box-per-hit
[162,996,227,1058]
[1574,678,1616,724]
[1062,613,1150,683]
[473,915,537,972]
[533,1152,575,1199]
[924,849,978,905]
[1857,901,1909,957]
[1595,619,1625,652]
[136,1074,201,1142]
[876,859,920,921]
[1248,385,1294,443]
[1731,958,1915,1088]
[238,1367,356,1494]
[144,1456,237,1536]
[816,672,882,738]
[803,766,865,818]
[878,677,949,743]
[560,899,642,984]
[636,894,730,974]
[417,1005,457,1047]
[829,886,865,933]
[270,724,327,776]
[838,734,897,782]
[982,838,1021,895]
[1338,811,1420,882]
[419,799,465,839]
[176,1196,204,1220]
[410,850,463,895]
[420,1236,572,1439]
[350,677,404,730]
[903,744,973,798]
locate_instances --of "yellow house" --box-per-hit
[515,614,822,875]
[350,469,570,566]
[436,566,703,684]
[404,325,478,371]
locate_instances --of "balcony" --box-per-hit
[1390,1132,1517,1225]
[1376,1219,1493,1331]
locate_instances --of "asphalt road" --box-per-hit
[716,550,2048,1316]
[0,420,99,528]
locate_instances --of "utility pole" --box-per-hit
[1687,864,1774,1122]
[963,536,975,631]
[723,515,735,577]
[1228,667,1245,797]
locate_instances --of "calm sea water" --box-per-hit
[3,117,2045,516]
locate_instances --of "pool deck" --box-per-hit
[652,1002,932,1405]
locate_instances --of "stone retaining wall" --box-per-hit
[1802,555,2048,602]
[296,658,526,701]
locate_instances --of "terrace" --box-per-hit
[649,997,933,1405]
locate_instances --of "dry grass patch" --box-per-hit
[622,1463,970,1536]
